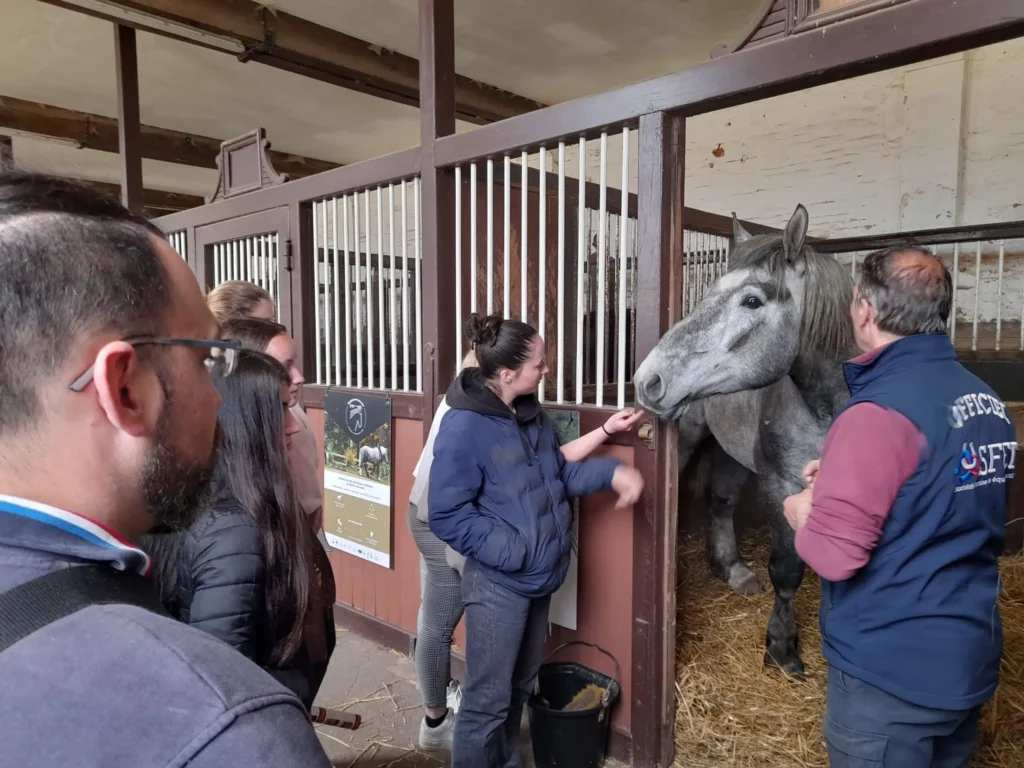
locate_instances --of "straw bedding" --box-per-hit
[673,532,1024,767]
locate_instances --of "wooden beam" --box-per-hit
[0,95,337,177]
[114,24,144,214]
[0,135,12,172]
[631,111,684,768]
[73,177,203,215]
[42,0,544,125]
[419,0,458,438]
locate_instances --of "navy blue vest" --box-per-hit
[821,333,1016,710]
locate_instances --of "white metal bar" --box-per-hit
[470,163,478,314]
[596,133,608,408]
[323,202,332,385]
[996,241,1005,351]
[487,158,494,314]
[556,142,566,404]
[247,237,254,283]
[503,155,511,319]
[333,198,342,387]
[312,202,323,385]
[354,191,364,388]
[365,189,375,390]
[617,128,629,409]
[415,177,423,392]
[402,180,410,392]
[538,146,547,403]
[259,234,267,290]
[342,196,352,388]
[682,233,689,315]
[455,167,463,376]
[270,235,277,304]
[377,186,385,390]
[951,243,959,343]
[213,243,221,286]
[972,241,981,352]
[389,184,398,392]
[576,138,586,405]
[521,150,528,322]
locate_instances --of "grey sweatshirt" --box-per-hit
[409,398,467,574]
[0,495,330,768]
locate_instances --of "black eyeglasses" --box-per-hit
[69,337,242,392]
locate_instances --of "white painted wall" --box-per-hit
[685,40,1024,237]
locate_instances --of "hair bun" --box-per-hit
[464,312,502,348]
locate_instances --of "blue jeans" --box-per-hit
[453,558,551,768]
[825,666,982,767]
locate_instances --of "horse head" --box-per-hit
[633,204,855,421]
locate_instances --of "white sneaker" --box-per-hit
[418,708,455,751]
[446,680,463,714]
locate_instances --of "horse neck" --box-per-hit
[789,350,854,422]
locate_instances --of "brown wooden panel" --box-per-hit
[547,443,636,733]
[311,409,424,635]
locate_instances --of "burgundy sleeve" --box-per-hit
[794,403,924,582]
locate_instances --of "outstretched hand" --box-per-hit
[611,466,645,509]
[604,408,646,435]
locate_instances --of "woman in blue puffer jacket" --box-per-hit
[428,313,645,768]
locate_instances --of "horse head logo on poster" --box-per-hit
[346,399,366,436]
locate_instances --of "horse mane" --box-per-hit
[730,235,857,361]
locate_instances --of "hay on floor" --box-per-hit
[673,532,1024,768]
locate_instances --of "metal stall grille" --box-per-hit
[830,237,1024,355]
[210,233,281,321]
[167,231,188,261]
[452,129,640,408]
[310,179,423,392]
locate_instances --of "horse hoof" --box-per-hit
[727,565,762,596]
[763,650,805,680]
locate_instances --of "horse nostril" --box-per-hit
[643,373,666,402]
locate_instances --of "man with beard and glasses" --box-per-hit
[0,172,331,768]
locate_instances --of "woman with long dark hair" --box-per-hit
[144,350,323,706]
[428,313,645,768]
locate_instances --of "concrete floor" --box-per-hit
[310,627,627,768]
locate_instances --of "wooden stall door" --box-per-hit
[194,207,294,331]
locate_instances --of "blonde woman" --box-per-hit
[408,344,644,751]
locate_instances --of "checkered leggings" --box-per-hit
[408,503,464,708]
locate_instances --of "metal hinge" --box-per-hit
[283,238,293,271]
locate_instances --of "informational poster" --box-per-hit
[323,391,393,568]
[546,409,580,631]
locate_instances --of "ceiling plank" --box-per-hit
[0,94,338,177]
[74,177,204,215]
[40,0,545,124]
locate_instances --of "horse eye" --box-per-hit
[742,295,764,309]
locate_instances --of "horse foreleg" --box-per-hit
[707,443,760,596]
[761,490,807,677]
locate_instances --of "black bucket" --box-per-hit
[527,641,621,768]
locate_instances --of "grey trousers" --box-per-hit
[408,503,464,708]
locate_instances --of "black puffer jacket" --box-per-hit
[143,499,336,710]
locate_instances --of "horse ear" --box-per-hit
[732,212,753,244]
[783,204,809,263]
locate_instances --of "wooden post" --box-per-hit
[113,24,143,215]
[630,111,684,768]
[418,0,457,438]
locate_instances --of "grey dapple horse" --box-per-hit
[358,444,390,479]
[634,204,858,675]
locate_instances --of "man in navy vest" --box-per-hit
[783,245,1015,767]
